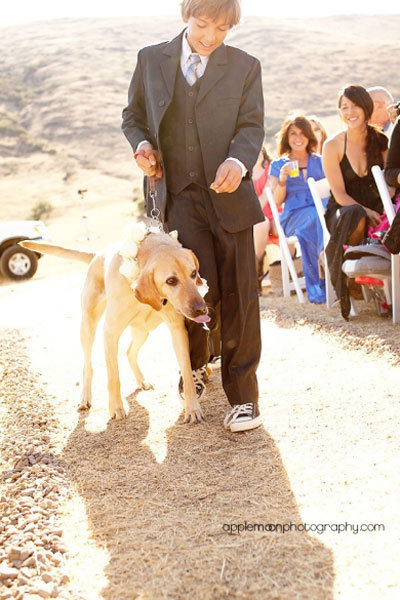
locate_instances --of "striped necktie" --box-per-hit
[185,53,201,86]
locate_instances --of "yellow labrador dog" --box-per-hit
[20,232,210,423]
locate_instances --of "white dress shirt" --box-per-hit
[137,30,247,177]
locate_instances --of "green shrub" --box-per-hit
[0,112,25,136]
[29,201,53,221]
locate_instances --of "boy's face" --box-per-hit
[183,15,231,56]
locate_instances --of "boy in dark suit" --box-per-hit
[122,0,265,432]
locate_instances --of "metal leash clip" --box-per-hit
[148,176,163,234]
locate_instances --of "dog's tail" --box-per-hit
[19,240,95,264]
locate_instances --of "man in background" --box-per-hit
[368,86,395,137]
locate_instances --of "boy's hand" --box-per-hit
[211,159,242,194]
[134,142,163,179]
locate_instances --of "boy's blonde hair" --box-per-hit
[181,0,241,27]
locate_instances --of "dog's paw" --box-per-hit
[109,404,126,420]
[184,404,205,424]
[78,397,91,411]
[139,381,154,391]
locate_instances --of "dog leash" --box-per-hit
[147,176,164,233]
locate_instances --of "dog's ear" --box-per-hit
[188,250,203,285]
[134,268,163,311]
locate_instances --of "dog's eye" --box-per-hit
[191,270,197,279]
[166,276,178,286]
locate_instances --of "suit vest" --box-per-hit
[159,66,208,194]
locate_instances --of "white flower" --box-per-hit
[198,277,209,298]
[124,221,147,243]
[119,258,140,280]
[119,239,138,259]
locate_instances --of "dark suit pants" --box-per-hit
[166,184,261,407]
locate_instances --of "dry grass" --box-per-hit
[1,257,399,598]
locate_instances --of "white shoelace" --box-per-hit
[224,403,253,427]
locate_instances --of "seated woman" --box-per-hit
[307,115,328,155]
[385,115,400,196]
[252,146,279,286]
[269,114,327,304]
[323,84,388,319]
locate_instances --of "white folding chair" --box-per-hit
[307,177,337,309]
[265,186,306,303]
[372,165,400,324]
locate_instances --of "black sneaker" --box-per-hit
[223,403,262,432]
[178,366,209,401]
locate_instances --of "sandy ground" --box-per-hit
[1,12,400,599]
[1,248,399,599]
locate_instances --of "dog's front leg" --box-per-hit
[103,319,126,420]
[165,319,204,424]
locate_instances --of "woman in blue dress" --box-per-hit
[269,115,327,303]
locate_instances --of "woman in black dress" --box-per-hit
[322,84,388,319]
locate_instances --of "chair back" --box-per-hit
[265,186,306,302]
[307,177,330,246]
[265,187,286,239]
[371,165,395,224]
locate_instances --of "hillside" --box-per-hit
[0,14,399,220]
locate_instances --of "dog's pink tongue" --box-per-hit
[193,314,211,324]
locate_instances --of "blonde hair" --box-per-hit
[181,0,241,27]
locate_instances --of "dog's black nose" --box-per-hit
[193,303,207,316]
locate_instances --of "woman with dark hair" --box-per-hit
[269,114,327,303]
[385,115,400,195]
[323,84,388,319]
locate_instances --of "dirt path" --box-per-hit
[1,263,399,599]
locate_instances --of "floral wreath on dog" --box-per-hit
[119,222,178,290]
[118,223,208,299]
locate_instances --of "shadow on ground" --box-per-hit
[62,376,334,599]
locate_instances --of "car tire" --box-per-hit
[0,244,38,280]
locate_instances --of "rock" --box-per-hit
[50,553,62,567]
[20,566,33,578]
[25,514,40,524]
[33,585,51,598]
[0,560,19,580]
[7,546,22,561]
[49,530,62,538]
[52,543,67,554]
[20,549,34,562]
[22,556,36,568]
[41,573,53,583]
[12,560,23,569]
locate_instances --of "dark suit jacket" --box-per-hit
[122,30,265,233]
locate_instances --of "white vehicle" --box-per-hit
[0,220,48,280]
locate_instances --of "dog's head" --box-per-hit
[134,247,209,323]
